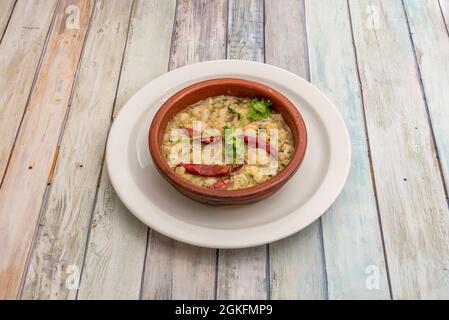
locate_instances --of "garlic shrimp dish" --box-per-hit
[161,96,295,190]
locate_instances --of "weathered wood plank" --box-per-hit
[264,0,326,300]
[0,0,16,41]
[349,0,449,299]
[169,0,227,70]
[0,0,94,300]
[140,0,227,300]
[404,0,449,207]
[22,0,133,300]
[226,0,264,62]
[217,0,267,300]
[0,0,58,181]
[440,0,449,32]
[77,0,176,300]
[306,0,390,299]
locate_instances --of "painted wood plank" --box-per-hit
[265,0,326,300]
[0,0,94,300]
[306,0,390,299]
[440,0,449,32]
[0,0,16,41]
[349,0,449,299]
[226,0,264,62]
[404,0,449,208]
[216,0,267,300]
[140,0,227,300]
[265,0,309,78]
[0,0,58,181]
[22,0,133,300]
[77,0,176,300]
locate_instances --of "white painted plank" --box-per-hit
[0,0,58,180]
[22,0,134,300]
[0,0,15,41]
[217,0,267,300]
[0,0,94,299]
[140,0,227,300]
[440,0,449,32]
[78,0,176,300]
[306,0,390,299]
[265,0,326,300]
[404,0,449,211]
[349,0,449,299]
[218,247,267,299]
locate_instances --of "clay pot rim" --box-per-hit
[148,78,307,202]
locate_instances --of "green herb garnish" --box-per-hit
[228,107,245,121]
[247,99,272,121]
[228,107,237,114]
[223,126,244,163]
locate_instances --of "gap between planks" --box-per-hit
[0,0,17,45]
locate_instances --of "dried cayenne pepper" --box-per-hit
[177,164,230,177]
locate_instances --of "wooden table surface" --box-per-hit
[1,0,449,300]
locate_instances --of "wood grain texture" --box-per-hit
[349,0,449,299]
[265,0,326,300]
[0,0,58,181]
[0,0,94,300]
[140,0,227,300]
[77,0,176,300]
[306,0,390,299]
[0,0,16,41]
[22,0,133,300]
[217,0,267,300]
[404,0,449,208]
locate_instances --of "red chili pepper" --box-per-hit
[202,136,220,144]
[243,135,277,157]
[230,164,243,173]
[183,128,194,137]
[184,129,276,156]
[211,178,230,190]
[177,164,230,177]
[210,165,243,190]
[184,128,220,144]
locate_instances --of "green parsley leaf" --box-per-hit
[247,99,272,121]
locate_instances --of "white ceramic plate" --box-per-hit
[106,60,351,248]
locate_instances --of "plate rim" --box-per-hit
[106,59,351,248]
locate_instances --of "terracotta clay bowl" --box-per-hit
[148,78,307,206]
